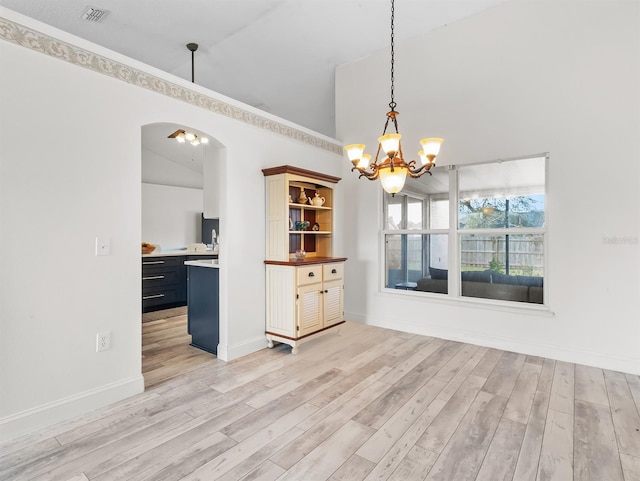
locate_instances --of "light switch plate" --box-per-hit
[95,237,110,256]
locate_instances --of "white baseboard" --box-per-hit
[216,335,268,362]
[344,310,367,323]
[0,375,144,443]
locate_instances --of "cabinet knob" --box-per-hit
[331,269,337,274]
[308,272,315,277]
[324,290,328,293]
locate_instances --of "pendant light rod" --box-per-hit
[186,42,198,83]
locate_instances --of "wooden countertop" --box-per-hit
[264,257,347,266]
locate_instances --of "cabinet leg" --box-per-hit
[291,345,299,355]
[267,339,274,349]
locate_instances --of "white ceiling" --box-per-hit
[1,0,507,138]
[142,123,210,177]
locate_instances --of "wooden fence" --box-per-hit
[461,235,543,275]
[386,234,544,277]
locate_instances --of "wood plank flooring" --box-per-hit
[142,308,214,388]
[1,319,639,481]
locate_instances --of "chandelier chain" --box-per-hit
[389,0,396,112]
[344,0,442,196]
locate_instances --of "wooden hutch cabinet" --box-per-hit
[262,165,346,354]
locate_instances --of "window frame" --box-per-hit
[381,153,550,312]
[382,189,449,289]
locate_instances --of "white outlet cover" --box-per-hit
[95,237,111,256]
[96,331,111,351]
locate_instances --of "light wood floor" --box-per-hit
[1,320,639,481]
[141,308,213,388]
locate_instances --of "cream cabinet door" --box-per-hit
[297,283,323,336]
[322,279,343,327]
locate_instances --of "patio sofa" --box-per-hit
[416,268,543,304]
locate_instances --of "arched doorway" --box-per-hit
[140,122,223,388]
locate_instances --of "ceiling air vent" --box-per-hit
[81,6,110,23]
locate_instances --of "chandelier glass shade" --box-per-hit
[344,0,444,196]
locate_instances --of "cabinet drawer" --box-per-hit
[142,256,181,271]
[142,269,180,287]
[323,263,344,281]
[297,265,323,286]
[142,286,180,306]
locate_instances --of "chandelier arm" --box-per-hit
[407,168,433,179]
[407,160,434,177]
[359,168,380,181]
[351,166,374,176]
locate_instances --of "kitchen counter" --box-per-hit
[143,250,217,257]
[184,259,220,268]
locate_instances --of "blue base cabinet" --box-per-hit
[142,254,217,312]
[186,265,219,355]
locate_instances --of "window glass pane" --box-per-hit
[405,168,450,230]
[385,234,448,293]
[407,198,423,230]
[385,234,403,287]
[386,196,403,230]
[406,234,423,279]
[430,198,449,229]
[415,234,448,294]
[458,157,545,229]
[460,234,544,304]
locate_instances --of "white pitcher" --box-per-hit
[309,192,325,206]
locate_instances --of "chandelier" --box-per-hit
[344,0,444,196]
[168,129,209,146]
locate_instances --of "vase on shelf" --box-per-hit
[295,220,310,231]
[298,189,308,204]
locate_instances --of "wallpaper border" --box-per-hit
[0,16,343,155]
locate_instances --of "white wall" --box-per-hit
[141,183,203,250]
[141,148,203,189]
[336,0,640,374]
[0,8,342,441]
[203,148,222,219]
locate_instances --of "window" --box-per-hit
[383,169,449,292]
[383,155,547,305]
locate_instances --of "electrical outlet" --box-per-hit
[96,331,111,352]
